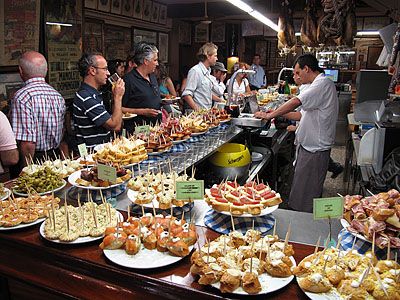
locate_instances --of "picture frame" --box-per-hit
[111,0,122,14]
[84,0,97,9]
[158,32,168,63]
[142,0,152,21]
[122,0,134,16]
[133,28,157,45]
[158,4,167,25]
[211,22,225,43]
[133,0,143,19]
[195,24,209,43]
[151,2,159,23]
[178,22,191,45]
[98,0,110,12]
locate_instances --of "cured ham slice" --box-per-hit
[300,0,318,47]
[277,0,296,49]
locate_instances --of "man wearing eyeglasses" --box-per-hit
[73,52,125,148]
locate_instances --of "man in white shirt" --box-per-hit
[210,62,227,98]
[182,43,224,110]
[255,54,338,212]
[249,54,266,90]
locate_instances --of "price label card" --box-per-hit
[313,197,343,220]
[122,128,126,138]
[78,143,88,157]
[97,164,117,183]
[135,125,150,135]
[176,180,204,200]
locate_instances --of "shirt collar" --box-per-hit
[24,77,46,85]
[198,62,211,76]
[80,82,100,95]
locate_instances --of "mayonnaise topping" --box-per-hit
[226,268,241,277]
[310,273,323,283]
[351,280,360,288]
[304,261,312,269]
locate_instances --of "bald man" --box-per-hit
[11,51,66,166]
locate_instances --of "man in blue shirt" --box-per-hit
[249,54,266,90]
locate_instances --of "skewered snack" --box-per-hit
[22,158,81,178]
[205,180,282,216]
[92,136,147,167]
[136,126,173,153]
[190,229,295,294]
[100,213,196,258]
[13,167,65,194]
[161,117,192,142]
[0,194,60,228]
[0,183,8,199]
[127,170,195,209]
[180,115,209,133]
[295,246,400,299]
[209,107,231,121]
[44,201,118,242]
[342,189,400,249]
[74,166,131,188]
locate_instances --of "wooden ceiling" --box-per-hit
[160,0,400,22]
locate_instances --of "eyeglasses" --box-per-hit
[92,66,108,71]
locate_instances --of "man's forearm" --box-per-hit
[20,141,36,166]
[270,97,301,119]
[282,111,302,121]
[183,95,198,110]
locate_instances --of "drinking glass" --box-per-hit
[108,73,120,87]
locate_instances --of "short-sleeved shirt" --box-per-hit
[249,64,265,88]
[11,77,65,151]
[296,74,338,152]
[73,82,111,148]
[182,62,213,109]
[0,112,17,173]
[122,69,161,131]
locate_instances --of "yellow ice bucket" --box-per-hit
[209,143,251,168]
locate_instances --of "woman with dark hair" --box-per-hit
[108,59,126,77]
[154,63,177,98]
[122,42,161,133]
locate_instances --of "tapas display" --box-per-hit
[341,189,400,249]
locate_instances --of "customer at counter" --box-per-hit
[0,112,19,173]
[210,62,227,99]
[226,62,251,95]
[11,51,66,165]
[182,42,224,111]
[255,53,338,213]
[73,52,125,148]
[155,62,177,98]
[122,42,161,133]
[249,54,266,90]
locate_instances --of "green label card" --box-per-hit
[176,180,204,200]
[97,164,117,183]
[135,125,150,134]
[313,197,343,220]
[78,143,88,157]
[122,128,126,138]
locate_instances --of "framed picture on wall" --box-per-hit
[211,22,225,43]
[142,0,152,21]
[158,32,168,63]
[122,0,134,16]
[111,0,122,14]
[98,0,111,12]
[195,24,209,43]
[158,4,167,25]
[151,2,159,23]
[133,0,143,19]
[133,28,157,45]
[85,0,97,9]
[178,22,191,45]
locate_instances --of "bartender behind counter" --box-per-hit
[122,42,161,133]
[255,54,338,213]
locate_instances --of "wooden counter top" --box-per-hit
[0,211,313,300]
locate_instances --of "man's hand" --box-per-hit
[221,73,227,82]
[112,78,125,101]
[287,125,297,132]
[141,108,159,117]
[254,111,271,120]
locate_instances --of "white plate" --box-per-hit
[39,211,123,244]
[205,189,280,218]
[0,187,11,201]
[161,97,180,103]
[296,277,342,300]
[68,169,129,190]
[252,152,263,162]
[122,113,138,120]
[219,118,231,123]
[172,137,190,145]
[211,256,296,295]
[103,244,193,269]
[191,130,208,136]
[13,180,67,197]
[340,218,370,243]
[127,189,189,209]
[0,217,45,231]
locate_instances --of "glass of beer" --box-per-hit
[108,73,120,87]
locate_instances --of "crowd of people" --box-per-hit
[0,42,341,213]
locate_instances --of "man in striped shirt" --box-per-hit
[73,52,124,148]
[11,51,66,166]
